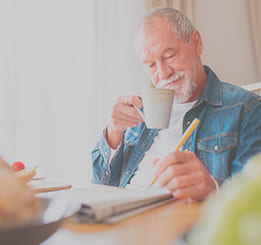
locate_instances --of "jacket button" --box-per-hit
[186,121,191,125]
[184,148,188,152]
[126,171,130,175]
[142,144,146,149]
[105,171,110,175]
[214,145,219,150]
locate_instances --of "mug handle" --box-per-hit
[133,105,146,123]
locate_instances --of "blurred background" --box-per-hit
[0,0,260,186]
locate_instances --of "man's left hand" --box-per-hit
[153,151,216,201]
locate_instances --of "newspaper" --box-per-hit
[70,185,174,223]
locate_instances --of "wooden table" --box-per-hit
[42,200,202,245]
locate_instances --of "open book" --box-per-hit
[70,185,174,223]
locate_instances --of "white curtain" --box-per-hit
[13,0,96,186]
[0,1,18,163]
[94,0,147,132]
[0,0,147,186]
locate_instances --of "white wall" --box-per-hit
[0,1,16,162]
[195,0,258,85]
[93,0,148,134]
[14,0,97,185]
[0,0,147,187]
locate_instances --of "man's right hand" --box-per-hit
[106,95,143,149]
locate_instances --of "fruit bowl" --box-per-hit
[0,195,80,245]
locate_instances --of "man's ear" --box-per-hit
[190,30,203,56]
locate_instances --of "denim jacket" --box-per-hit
[92,66,261,187]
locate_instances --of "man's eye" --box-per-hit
[149,63,156,69]
[166,55,174,59]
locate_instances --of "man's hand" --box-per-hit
[106,95,143,149]
[154,151,216,201]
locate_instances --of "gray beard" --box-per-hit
[171,72,197,103]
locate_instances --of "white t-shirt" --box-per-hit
[127,100,196,188]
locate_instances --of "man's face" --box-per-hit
[136,17,203,103]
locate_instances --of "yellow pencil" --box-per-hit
[150,118,200,186]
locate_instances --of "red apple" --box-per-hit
[12,161,25,172]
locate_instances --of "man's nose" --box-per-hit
[157,62,173,80]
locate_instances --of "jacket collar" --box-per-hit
[198,66,223,106]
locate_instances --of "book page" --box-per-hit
[71,185,170,205]
[70,185,173,223]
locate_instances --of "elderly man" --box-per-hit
[92,7,261,200]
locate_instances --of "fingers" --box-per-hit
[154,151,197,177]
[169,174,216,201]
[172,183,205,200]
[114,95,143,122]
[166,173,200,191]
[109,119,141,132]
[117,95,143,109]
[153,151,216,201]
[156,163,195,187]
[109,95,144,133]
[110,107,143,131]
[113,103,143,121]
[112,111,141,124]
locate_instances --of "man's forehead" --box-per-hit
[136,22,178,61]
[136,16,178,45]
[138,17,168,39]
[140,15,167,30]
[137,22,164,42]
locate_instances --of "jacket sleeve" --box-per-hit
[91,128,124,186]
[231,98,261,175]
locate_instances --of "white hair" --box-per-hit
[136,7,195,43]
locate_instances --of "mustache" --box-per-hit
[156,71,186,88]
